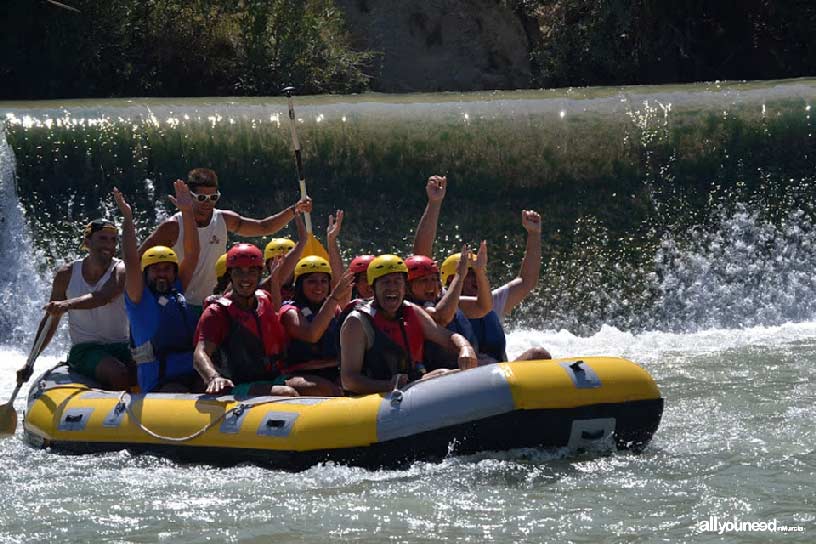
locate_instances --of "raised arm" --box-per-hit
[222,197,312,237]
[326,210,345,290]
[412,175,447,257]
[459,241,492,319]
[113,187,144,303]
[168,180,200,290]
[431,244,471,325]
[501,210,542,315]
[281,271,353,343]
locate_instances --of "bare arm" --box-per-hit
[43,260,125,316]
[412,175,447,257]
[222,197,312,237]
[36,265,72,355]
[169,181,200,290]
[194,339,233,394]
[113,188,143,303]
[326,210,344,290]
[340,315,402,394]
[281,212,307,282]
[501,210,542,314]
[432,244,470,325]
[459,241,492,319]
[280,272,353,343]
[138,220,179,255]
[414,303,477,370]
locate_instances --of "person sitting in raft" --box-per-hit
[279,256,353,389]
[193,244,340,397]
[259,209,309,301]
[414,174,551,362]
[339,254,478,395]
[36,219,133,390]
[213,253,230,296]
[139,167,313,316]
[114,184,202,393]
[404,245,490,370]
[348,254,375,300]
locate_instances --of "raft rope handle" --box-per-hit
[114,392,305,443]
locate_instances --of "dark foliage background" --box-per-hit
[1,0,815,98]
[0,0,373,99]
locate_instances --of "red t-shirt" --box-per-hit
[195,290,288,357]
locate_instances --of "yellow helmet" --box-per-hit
[141,246,178,271]
[440,252,476,286]
[264,238,296,261]
[294,255,332,280]
[367,254,408,285]
[215,253,228,279]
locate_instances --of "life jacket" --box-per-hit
[423,307,479,371]
[279,302,340,373]
[353,301,426,382]
[469,310,507,362]
[214,290,287,383]
[129,285,197,392]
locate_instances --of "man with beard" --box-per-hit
[139,168,312,316]
[37,219,131,390]
[193,244,339,397]
[115,181,201,393]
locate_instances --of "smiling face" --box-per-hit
[408,273,441,303]
[146,261,177,294]
[230,266,262,297]
[300,272,331,305]
[85,229,118,262]
[373,273,406,316]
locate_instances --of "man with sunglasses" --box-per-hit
[140,167,312,316]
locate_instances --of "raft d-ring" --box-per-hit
[232,403,248,418]
[391,390,404,405]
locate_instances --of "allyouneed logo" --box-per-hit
[698,516,805,534]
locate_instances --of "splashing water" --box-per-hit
[0,130,49,347]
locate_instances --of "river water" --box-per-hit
[1,81,815,542]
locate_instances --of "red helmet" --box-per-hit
[349,254,376,275]
[405,255,439,282]
[226,243,264,269]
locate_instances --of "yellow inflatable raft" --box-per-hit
[24,357,663,469]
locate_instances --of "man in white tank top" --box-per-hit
[139,168,313,314]
[36,219,133,390]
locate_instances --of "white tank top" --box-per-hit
[66,258,130,345]
[172,209,228,305]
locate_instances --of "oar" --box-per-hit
[0,315,53,436]
[283,86,330,260]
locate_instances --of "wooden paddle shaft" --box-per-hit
[286,93,313,235]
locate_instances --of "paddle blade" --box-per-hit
[0,403,17,436]
[304,233,329,260]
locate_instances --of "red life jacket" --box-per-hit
[355,301,425,379]
[214,290,288,382]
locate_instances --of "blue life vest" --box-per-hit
[126,281,197,392]
[423,308,479,371]
[468,310,507,362]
